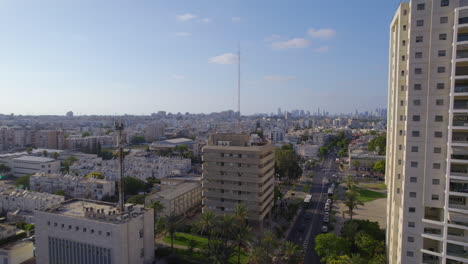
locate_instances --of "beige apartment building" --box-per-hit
[388,1,468,263]
[202,134,275,225]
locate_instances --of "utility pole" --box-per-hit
[115,121,125,213]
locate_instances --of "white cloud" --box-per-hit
[314,46,330,53]
[232,17,241,23]
[174,32,192,37]
[201,18,212,23]
[264,75,297,82]
[209,53,239,64]
[307,28,336,39]
[264,34,281,42]
[271,38,310,50]
[171,74,186,79]
[176,13,198,22]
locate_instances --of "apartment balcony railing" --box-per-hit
[422,253,440,264]
[460,17,468,25]
[424,228,442,235]
[459,34,468,42]
[450,182,468,194]
[452,155,468,161]
[447,243,468,259]
[454,100,468,109]
[458,51,468,59]
[449,201,468,211]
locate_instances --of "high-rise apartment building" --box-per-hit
[202,134,275,225]
[35,199,154,264]
[387,1,468,263]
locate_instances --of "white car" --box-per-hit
[326,199,332,204]
[321,225,328,233]
[323,215,329,223]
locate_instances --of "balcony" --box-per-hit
[454,99,468,111]
[447,227,468,243]
[451,164,468,178]
[424,207,444,222]
[460,16,468,25]
[453,114,468,128]
[450,181,468,195]
[449,211,468,229]
[423,237,442,254]
[423,253,440,264]
[447,243,468,260]
[449,195,468,212]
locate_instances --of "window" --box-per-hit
[397,188,400,194]
[408,221,415,228]
[413,115,420,121]
[401,70,405,76]
[433,163,441,169]
[407,251,414,257]
[107,232,111,236]
[402,55,406,61]
[417,3,425,10]
[401,85,405,91]
[435,115,443,122]
[439,33,447,40]
[440,17,448,24]
[404,9,408,15]
[433,179,440,185]
[403,25,407,31]
[397,174,401,179]
[410,177,417,183]
[47,221,50,226]
[441,0,449,7]
[400,100,404,106]
[416,20,424,26]
[399,144,403,150]
[432,194,439,200]
[409,207,416,213]
[83,228,87,232]
[438,67,445,73]
[414,100,421,106]
[403,40,406,46]
[436,99,444,105]
[434,147,442,153]
[408,236,415,242]
[409,192,417,198]
[398,160,402,165]
[412,131,420,137]
[414,83,422,90]
[411,161,418,168]
[438,50,446,56]
[435,131,443,138]
[437,83,445,89]
[411,146,419,152]
[399,130,403,136]
[415,52,423,58]
[416,36,423,43]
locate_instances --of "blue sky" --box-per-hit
[0,0,399,115]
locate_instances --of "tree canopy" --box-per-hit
[372,160,385,174]
[14,175,31,188]
[125,177,152,195]
[368,135,386,155]
[275,146,302,183]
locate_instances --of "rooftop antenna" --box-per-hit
[237,44,241,133]
[115,120,125,213]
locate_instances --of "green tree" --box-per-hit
[54,190,66,196]
[26,147,33,154]
[62,155,78,173]
[344,191,363,220]
[127,194,146,204]
[42,150,48,157]
[372,160,385,174]
[131,135,145,144]
[367,135,386,155]
[275,147,302,183]
[14,175,31,188]
[164,214,181,253]
[195,211,217,245]
[351,160,361,169]
[124,177,151,195]
[82,131,91,138]
[282,241,303,264]
[314,233,351,264]
[331,254,367,264]
[149,201,165,234]
[319,146,329,157]
[86,172,104,180]
[355,232,386,260]
[0,164,11,173]
[52,152,60,160]
[233,204,250,264]
[249,231,279,264]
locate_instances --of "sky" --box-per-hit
[0,0,400,116]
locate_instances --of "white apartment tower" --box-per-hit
[388,1,468,263]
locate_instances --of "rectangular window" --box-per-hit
[435,115,443,122]
[415,52,423,59]
[407,251,414,257]
[400,100,404,106]
[416,20,424,26]
[399,144,403,150]
[438,50,446,56]
[417,3,425,10]
[433,179,440,185]
[412,131,420,137]
[413,115,420,121]
[432,194,439,200]
[411,161,418,168]
[434,147,442,153]
[433,163,441,169]
[441,0,449,7]
[402,55,406,61]
[437,83,445,89]
[414,84,422,90]
[437,67,445,73]
[408,221,415,228]
[416,36,423,43]
[436,99,444,105]
[411,146,418,152]
[415,68,422,74]
[410,177,417,183]
[440,17,448,24]
[435,131,443,138]
[398,160,402,165]
[409,192,417,198]
[401,85,405,91]
[409,207,416,213]
[408,236,415,242]
[413,100,421,106]
[439,33,447,40]
[397,174,401,179]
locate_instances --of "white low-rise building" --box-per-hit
[0,155,61,177]
[0,186,65,214]
[30,173,116,200]
[0,239,34,264]
[35,199,154,264]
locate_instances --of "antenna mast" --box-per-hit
[115,121,125,213]
[237,44,241,132]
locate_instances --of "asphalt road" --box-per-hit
[286,155,339,264]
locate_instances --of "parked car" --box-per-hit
[323,215,329,223]
[324,205,330,212]
[326,199,332,204]
[321,225,329,233]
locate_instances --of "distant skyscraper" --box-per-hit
[66,111,73,118]
[277,108,282,116]
[387,1,468,263]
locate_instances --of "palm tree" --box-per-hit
[344,175,355,190]
[150,201,165,235]
[164,213,181,253]
[233,203,249,264]
[335,254,367,264]
[195,211,217,245]
[344,191,363,220]
[233,203,248,223]
[283,241,303,264]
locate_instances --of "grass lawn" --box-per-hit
[163,232,209,248]
[356,187,387,203]
[362,183,387,191]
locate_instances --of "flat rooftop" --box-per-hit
[13,156,55,163]
[55,200,117,218]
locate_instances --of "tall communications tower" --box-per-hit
[115,121,125,213]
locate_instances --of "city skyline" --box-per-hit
[0,0,396,115]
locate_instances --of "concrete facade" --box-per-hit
[387,1,468,263]
[202,134,275,224]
